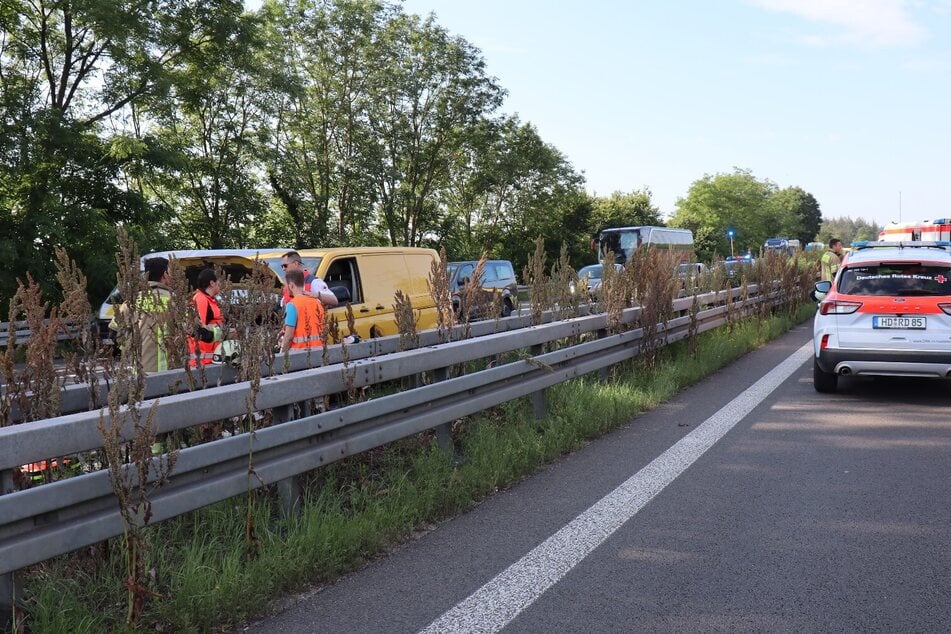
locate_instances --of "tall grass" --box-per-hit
[20,303,815,632]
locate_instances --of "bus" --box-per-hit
[596,226,694,265]
[878,218,951,242]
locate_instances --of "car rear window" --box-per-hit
[838,263,951,296]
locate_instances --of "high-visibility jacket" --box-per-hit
[110,282,173,373]
[821,250,841,282]
[287,295,325,349]
[188,289,224,366]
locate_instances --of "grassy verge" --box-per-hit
[19,304,815,632]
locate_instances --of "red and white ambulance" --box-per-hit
[878,218,951,242]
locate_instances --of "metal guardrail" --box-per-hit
[0,319,82,349]
[0,285,774,577]
[2,305,566,422]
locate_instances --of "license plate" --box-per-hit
[873,316,926,329]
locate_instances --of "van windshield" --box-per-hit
[263,257,322,282]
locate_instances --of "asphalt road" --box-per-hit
[242,323,951,633]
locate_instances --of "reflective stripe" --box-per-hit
[288,295,324,349]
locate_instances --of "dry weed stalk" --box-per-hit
[98,380,177,628]
[428,247,455,343]
[523,238,549,326]
[394,290,419,351]
[236,259,282,383]
[629,249,678,369]
[53,247,102,410]
[161,257,198,394]
[1,275,61,426]
[600,251,628,333]
[687,294,702,357]
[548,244,579,321]
[234,258,284,550]
[457,256,487,338]
[98,230,178,627]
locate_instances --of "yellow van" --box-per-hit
[256,247,440,340]
[98,247,439,343]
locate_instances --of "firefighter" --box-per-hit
[821,238,844,282]
[110,256,173,373]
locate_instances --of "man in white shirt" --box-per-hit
[280,250,339,308]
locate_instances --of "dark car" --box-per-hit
[718,256,755,287]
[449,260,519,318]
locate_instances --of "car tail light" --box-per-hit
[820,334,830,350]
[939,303,951,316]
[819,300,862,315]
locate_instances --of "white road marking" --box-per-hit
[420,341,814,634]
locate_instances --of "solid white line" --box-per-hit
[419,341,814,634]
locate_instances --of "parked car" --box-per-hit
[719,256,755,286]
[811,241,951,392]
[570,263,624,300]
[449,260,519,318]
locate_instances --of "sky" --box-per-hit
[248,0,951,228]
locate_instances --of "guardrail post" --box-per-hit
[597,329,610,381]
[0,571,14,630]
[0,469,12,495]
[431,367,460,463]
[530,343,547,419]
[272,404,302,516]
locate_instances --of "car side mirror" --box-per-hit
[458,277,469,286]
[813,280,832,301]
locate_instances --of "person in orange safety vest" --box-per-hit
[280,268,325,353]
[188,268,233,366]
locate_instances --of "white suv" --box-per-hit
[812,241,951,392]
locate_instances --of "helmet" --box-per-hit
[212,339,241,365]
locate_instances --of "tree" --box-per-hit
[257,0,392,249]
[589,189,662,236]
[670,168,816,260]
[769,186,822,246]
[144,12,269,248]
[819,216,881,245]
[436,116,588,271]
[362,10,503,247]
[0,0,247,305]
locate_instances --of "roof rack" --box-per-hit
[851,240,951,251]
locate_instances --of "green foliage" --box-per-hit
[589,189,662,236]
[0,0,247,307]
[670,168,822,261]
[818,216,882,245]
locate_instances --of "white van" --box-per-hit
[96,249,283,343]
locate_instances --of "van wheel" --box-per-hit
[813,358,838,393]
[501,299,513,318]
